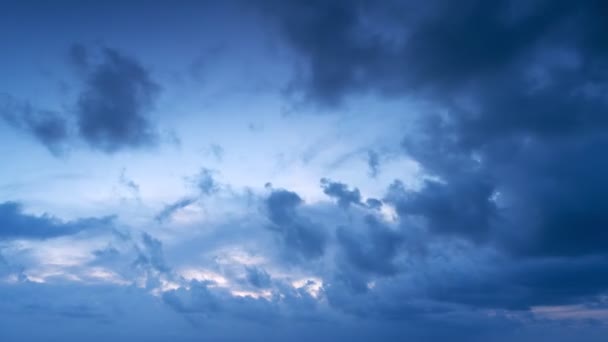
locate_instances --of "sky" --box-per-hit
[1,1,608,341]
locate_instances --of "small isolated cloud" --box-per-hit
[70,45,161,153]
[367,150,380,178]
[195,168,220,196]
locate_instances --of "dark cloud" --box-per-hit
[428,255,608,310]
[0,201,113,240]
[265,189,327,259]
[337,215,403,276]
[320,178,362,209]
[386,177,499,243]
[255,0,392,106]
[260,0,608,105]
[1,44,161,155]
[0,94,69,155]
[257,0,608,315]
[70,45,161,153]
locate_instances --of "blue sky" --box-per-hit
[1,1,608,341]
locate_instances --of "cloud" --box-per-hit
[69,45,161,153]
[336,215,403,276]
[0,94,69,155]
[258,0,608,312]
[206,143,224,162]
[1,45,161,155]
[265,188,327,259]
[385,177,499,243]
[136,233,170,274]
[427,255,608,311]
[245,267,271,288]
[3,2,608,340]
[260,0,608,106]
[155,197,197,223]
[194,168,219,195]
[320,178,362,209]
[367,150,380,178]
[364,198,382,211]
[154,168,221,222]
[119,168,140,199]
[0,202,113,240]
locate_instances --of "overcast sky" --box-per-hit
[1,1,608,341]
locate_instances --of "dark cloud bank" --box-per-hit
[256,0,608,304]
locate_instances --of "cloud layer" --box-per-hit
[1,1,607,341]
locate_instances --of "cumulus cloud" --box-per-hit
[336,215,403,277]
[265,188,327,259]
[386,177,499,243]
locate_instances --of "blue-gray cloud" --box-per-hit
[367,150,380,178]
[265,188,327,259]
[320,178,362,209]
[195,168,219,195]
[0,202,113,240]
[245,266,271,288]
[154,168,220,222]
[336,215,403,277]
[0,94,69,155]
[2,1,608,340]
[155,197,197,223]
[70,45,161,153]
[1,44,161,155]
[258,0,608,315]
